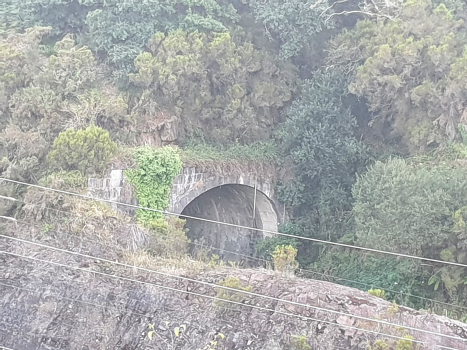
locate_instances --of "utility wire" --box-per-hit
[0,233,465,344]
[0,281,159,320]
[2,213,464,314]
[0,282,357,350]
[0,280,245,323]
[0,249,456,348]
[2,178,467,269]
[2,196,467,314]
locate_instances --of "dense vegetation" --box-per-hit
[3,0,467,321]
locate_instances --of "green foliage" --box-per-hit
[368,289,386,299]
[396,335,415,350]
[0,29,129,142]
[348,157,467,309]
[311,249,434,310]
[255,226,300,262]
[329,0,467,152]
[215,276,252,312]
[276,69,369,248]
[39,171,88,192]
[125,146,183,223]
[0,125,49,181]
[290,335,312,350]
[3,0,91,36]
[248,0,332,60]
[181,141,277,166]
[426,206,467,302]
[353,158,467,256]
[130,30,297,144]
[48,125,117,175]
[367,335,416,350]
[146,217,190,258]
[85,0,239,74]
[272,245,299,274]
[4,0,240,75]
[386,302,399,316]
[369,340,388,350]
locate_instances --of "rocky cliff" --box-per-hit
[1,196,466,350]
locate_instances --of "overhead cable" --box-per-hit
[2,213,464,314]
[0,249,457,348]
[0,233,465,344]
[2,178,467,269]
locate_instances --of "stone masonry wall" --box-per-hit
[88,167,284,219]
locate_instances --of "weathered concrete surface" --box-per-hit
[1,222,467,350]
[181,184,275,261]
[88,167,283,261]
[170,167,280,216]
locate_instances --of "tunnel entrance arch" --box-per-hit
[180,184,279,262]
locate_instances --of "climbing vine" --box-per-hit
[125,146,182,223]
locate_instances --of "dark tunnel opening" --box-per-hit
[180,184,279,263]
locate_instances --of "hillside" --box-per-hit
[1,202,466,350]
[3,0,467,348]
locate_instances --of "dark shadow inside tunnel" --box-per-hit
[180,184,279,263]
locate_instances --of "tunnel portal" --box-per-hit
[180,184,278,263]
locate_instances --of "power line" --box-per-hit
[0,280,243,323]
[296,269,466,312]
[2,194,466,314]
[0,281,157,320]
[0,249,455,348]
[3,213,464,314]
[1,234,465,344]
[2,178,467,269]
[0,282,358,350]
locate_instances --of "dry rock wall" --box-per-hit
[1,220,467,350]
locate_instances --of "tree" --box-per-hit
[247,0,332,60]
[328,0,467,153]
[0,0,91,36]
[85,0,239,73]
[3,0,241,76]
[352,158,467,256]
[276,70,368,252]
[0,28,129,142]
[130,30,297,144]
[48,125,117,175]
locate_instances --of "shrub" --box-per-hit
[368,289,386,300]
[272,245,299,275]
[215,277,252,312]
[370,340,388,350]
[0,125,49,181]
[39,171,87,191]
[256,233,300,262]
[290,335,312,350]
[47,125,117,175]
[396,335,415,350]
[130,30,296,144]
[125,146,183,223]
[276,70,369,250]
[310,249,434,310]
[146,217,189,258]
[353,158,467,256]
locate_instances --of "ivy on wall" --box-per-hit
[125,146,183,223]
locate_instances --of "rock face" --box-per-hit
[88,167,285,261]
[1,222,467,350]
